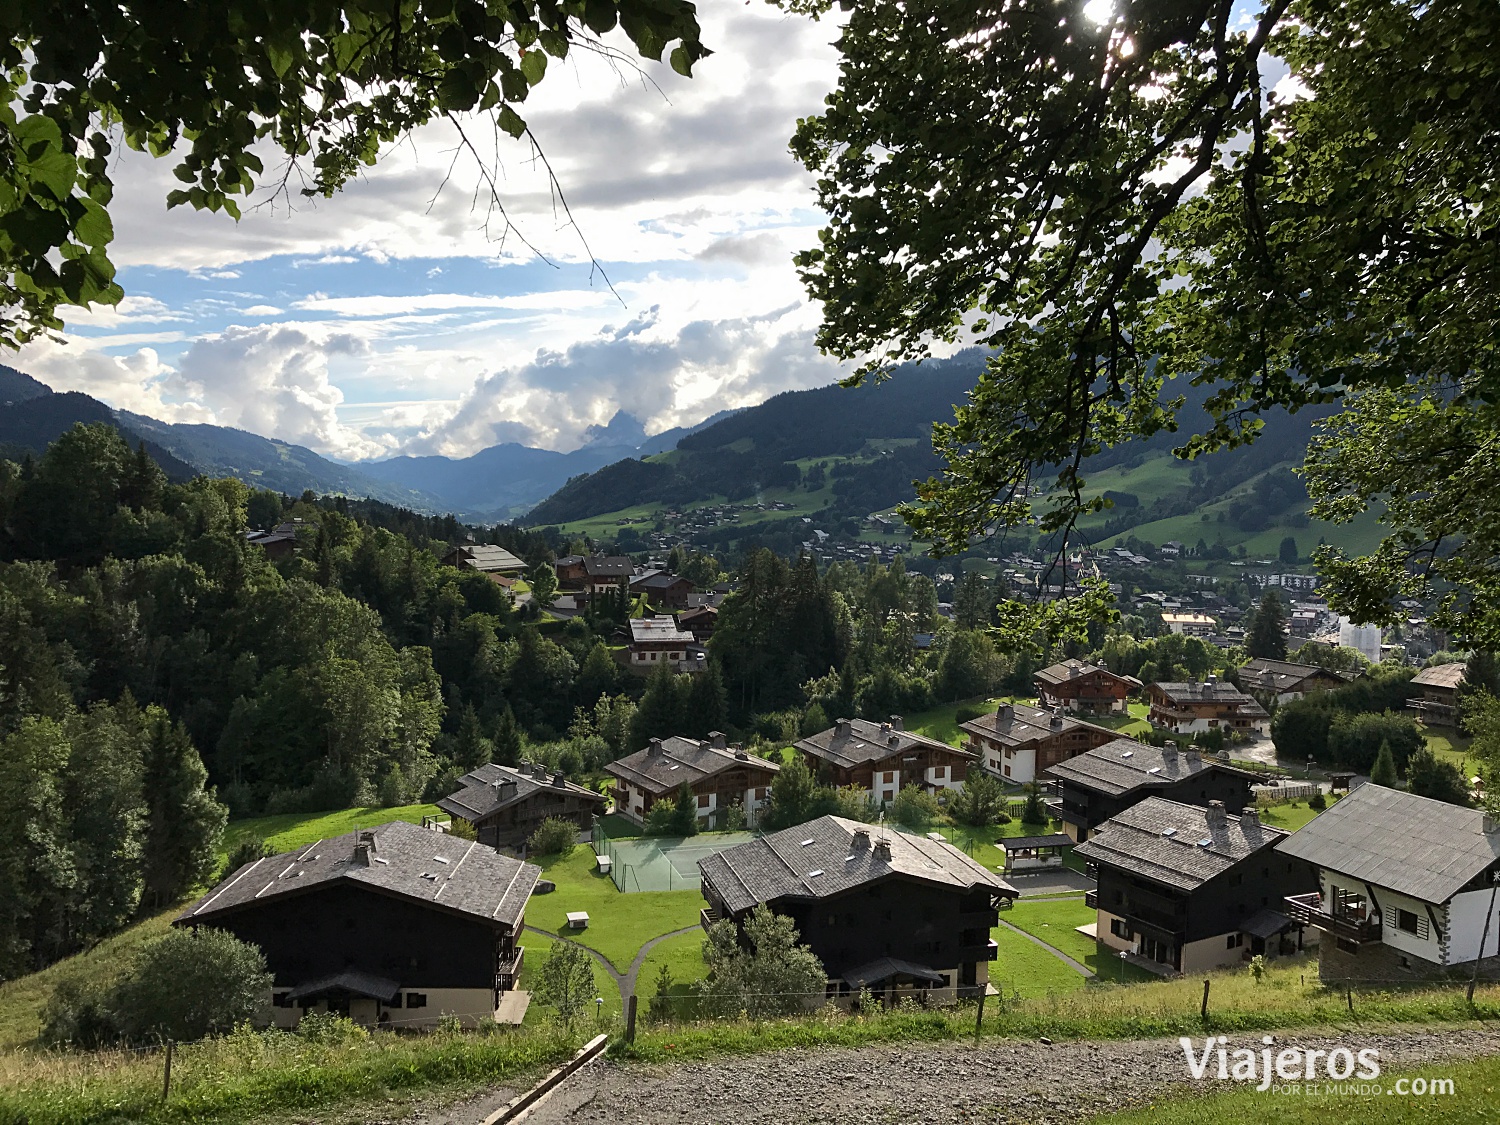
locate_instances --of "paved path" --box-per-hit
[995,918,1095,978]
[524,923,701,1000]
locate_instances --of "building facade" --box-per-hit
[437,762,607,851]
[175,820,538,1030]
[796,717,975,803]
[959,702,1118,784]
[1033,660,1138,714]
[627,616,701,671]
[698,816,1015,1002]
[606,734,780,828]
[1148,677,1269,737]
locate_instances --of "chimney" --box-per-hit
[552,772,567,788]
[890,715,904,731]
[1184,748,1201,766]
[873,836,892,861]
[852,827,871,850]
[880,721,892,734]
[647,738,664,757]
[352,830,376,865]
[734,748,749,761]
[1206,673,1218,686]
[1162,744,1178,762]
[1485,815,1500,836]
[1241,808,1260,830]
[1050,707,1064,729]
[533,762,548,780]
[835,719,852,739]
[998,703,1012,721]
[1205,800,1226,828]
[493,779,518,802]
[709,731,728,750]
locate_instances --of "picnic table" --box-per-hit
[566,911,590,930]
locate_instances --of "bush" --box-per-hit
[645,799,679,836]
[222,837,273,877]
[1021,781,1048,825]
[888,785,941,831]
[528,817,578,856]
[950,771,1006,826]
[1308,791,1327,811]
[43,928,273,1046]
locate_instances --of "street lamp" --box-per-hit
[1119,949,1129,983]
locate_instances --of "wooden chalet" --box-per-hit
[1045,738,1257,843]
[1147,676,1269,737]
[553,555,587,586]
[698,815,1016,1002]
[959,702,1118,784]
[677,603,718,641]
[629,570,696,609]
[1237,657,1352,704]
[606,733,780,828]
[246,521,302,560]
[1277,784,1500,981]
[1033,659,1139,714]
[1079,797,1316,976]
[582,555,633,596]
[437,762,607,851]
[796,717,975,804]
[1408,663,1466,727]
[176,820,538,1030]
[442,544,526,575]
[627,615,702,671]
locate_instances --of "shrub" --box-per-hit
[1308,791,1327,811]
[1021,781,1049,825]
[296,1010,368,1045]
[950,771,1007,826]
[40,979,120,1048]
[644,799,679,836]
[532,941,597,1028]
[528,817,579,856]
[222,836,273,877]
[888,785,941,831]
[720,801,748,831]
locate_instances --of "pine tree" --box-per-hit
[1246,589,1289,660]
[669,782,700,837]
[682,660,728,738]
[119,442,165,513]
[1370,739,1399,789]
[629,663,686,751]
[140,710,227,910]
[491,705,522,766]
[452,703,494,771]
[62,701,146,945]
[314,526,336,588]
[576,643,620,705]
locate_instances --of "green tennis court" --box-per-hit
[595,829,759,893]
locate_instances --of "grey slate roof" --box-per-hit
[1239,908,1294,940]
[1238,658,1346,694]
[697,815,1016,916]
[606,735,779,797]
[584,556,633,578]
[959,702,1115,749]
[796,718,975,770]
[1073,797,1288,892]
[1044,738,1247,797]
[629,616,695,645]
[1034,659,1134,688]
[286,970,400,1003]
[1154,681,1269,717]
[177,819,539,930]
[1001,834,1075,851]
[1412,663,1466,690]
[1274,783,1500,904]
[451,544,525,572]
[437,762,606,823]
[842,957,946,987]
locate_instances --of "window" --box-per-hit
[883,771,895,783]
[828,913,838,926]
[697,793,710,809]
[389,994,403,1009]
[1226,933,1245,950]
[406,993,427,1009]
[273,992,291,1008]
[1109,918,1132,939]
[1003,765,1011,777]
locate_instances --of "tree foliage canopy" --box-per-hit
[789,0,1500,644]
[2,0,706,345]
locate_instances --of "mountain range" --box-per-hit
[0,364,734,519]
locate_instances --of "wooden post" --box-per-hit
[1346,986,1353,1013]
[625,993,638,1043]
[1200,979,1210,1020]
[974,989,986,1042]
[162,1039,174,1101]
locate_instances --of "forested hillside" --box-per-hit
[524,351,987,525]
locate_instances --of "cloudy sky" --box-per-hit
[15,7,850,461]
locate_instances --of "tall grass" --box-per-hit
[0,1023,581,1125]
[619,961,1500,1062]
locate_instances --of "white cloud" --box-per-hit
[292,290,617,318]
[241,304,284,317]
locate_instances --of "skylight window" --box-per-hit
[1162,827,1177,837]
[844,855,859,862]
[1120,750,1134,758]
[1197,838,1213,847]
[808,869,824,877]
[1148,767,1162,774]
[433,856,449,863]
[800,838,815,846]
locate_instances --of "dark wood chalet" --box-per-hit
[1237,657,1352,704]
[1148,676,1269,737]
[1408,663,1466,728]
[1077,797,1317,976]
[606,733,780,828]
[437,762,607,851]
[698,815,1016,1002]
[441,544,526,575]
[629,570,696,609]
[175,820,539,1030]
[1033,659,1140,714]
[1045,739,1257,843]
[796,717,976,805]
[959,702,1118,785]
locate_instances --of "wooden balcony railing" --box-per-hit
[1284,892,1382,945]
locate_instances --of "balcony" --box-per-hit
[497,945,525,991]
[1084,890,1098,910]
[986,939,999,962]
[700,905,722,932]
[1284,892,1383,945]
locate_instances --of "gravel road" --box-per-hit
[418,1026,1500,1125]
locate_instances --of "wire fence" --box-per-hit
[591,820,759,893]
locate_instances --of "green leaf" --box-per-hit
[73,199,114,249]
[497,105,527,139]
[669,45,693,77]
[266,42,295,78]
[520,50,547,85]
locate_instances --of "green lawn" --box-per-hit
[1424,727,1474,771]
[220,803,442,857]
[939,819,1064,864]
[904,696,1021,747]
[524,849,701,973]
[988,925,1090,999]
[517,932,622,1025]
[1259,799,1335,832]
[1088,1053,1500,1125]
[1088,702,1152,739]
[1004,898,1157,981]
[636,929,708,997]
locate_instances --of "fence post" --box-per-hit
[162,1039,174,1101]
[626,994,638,1043]
[1200,979,1210,1020]
[1346,986,1353,1013]
[974,989,986,1042]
